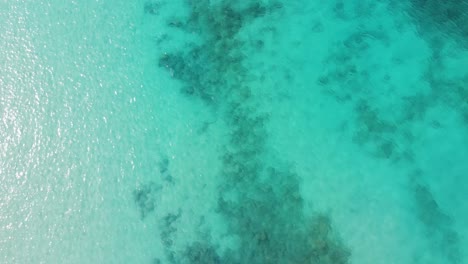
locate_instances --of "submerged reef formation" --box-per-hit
[410,172,461,263]
[318,28,416,162]
[160,210,182,263]
[144,1,161,15]
[183,242,221,264]
[400,1,468,129]
[320,2,468,163]
[321,3,465,263]
[133,181,162,219]
[158,1,280,104]
[403,0,468,132]
[153,0,350,263]
[133,154,173,220]
[406,0,468,48]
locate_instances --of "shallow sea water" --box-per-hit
[1,0,467,263]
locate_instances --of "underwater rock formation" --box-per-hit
[407,0,468,47]
[133,181,161,219]
[411,177,461,264]
[155,0,351,263]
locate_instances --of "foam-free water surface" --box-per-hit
[1,0,467,263]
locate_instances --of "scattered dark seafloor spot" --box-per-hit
[159,155,169,174]
[333,0,375,20]
[423,61,468,129]
[152,258,161,264]
[410,173,461,264]
[392,1,468,129]
[159,210,182,263]
[183,242,221,264]
[153,0,351,263]
[133,181,162,219]
[318,43,415,162]
[144,1,161,15]
[132,153,174,220]
[318,3,465,263]
[406,0,468,48]
[318,4,468,162]
[158,154,174,183]
[197,118,218,134]
[157,0,282,105]
[393,0,468,130]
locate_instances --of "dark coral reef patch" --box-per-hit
[154,0,351,263]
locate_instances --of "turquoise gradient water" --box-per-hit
[1,0,467,263]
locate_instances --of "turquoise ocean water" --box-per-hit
[1,0,467,263]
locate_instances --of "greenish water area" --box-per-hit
[1,0,467,263]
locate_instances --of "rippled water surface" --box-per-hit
[1,0,467,263]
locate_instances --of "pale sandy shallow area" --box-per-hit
[1,0,467,263]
